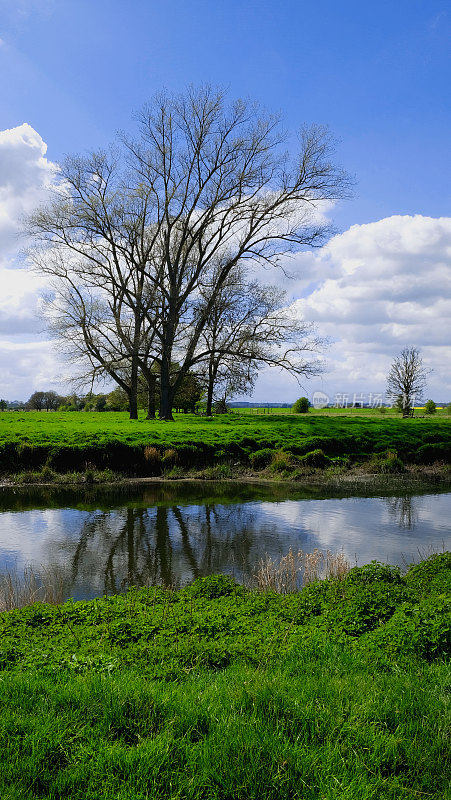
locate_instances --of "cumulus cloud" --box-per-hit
[0,123,57,261]
[257,214,451,402]
[0,124,62,399]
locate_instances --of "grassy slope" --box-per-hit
[0,555,449,799]
[1,410,450,474]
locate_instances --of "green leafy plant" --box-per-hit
[299,448,330,468]
[249,448,274,469]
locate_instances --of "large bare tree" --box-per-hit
[28,86,350,419]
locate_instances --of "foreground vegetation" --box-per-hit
[1,410,450,481]
[0,553,449,798]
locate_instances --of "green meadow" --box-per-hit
[0,553,449,799]
[0,410,450,476]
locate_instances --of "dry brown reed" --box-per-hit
[0,564,68,611]
[253,548,351,594]
[143,446,161,465]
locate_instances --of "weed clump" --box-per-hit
[185,574,241,599]
[143,446,161,474]
[299,448,330,468]
[161,448,178,468]
[249,448,274,469]
[369,449,406,473]
[269,449,293,473]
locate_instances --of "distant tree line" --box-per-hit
[18,371,203,414]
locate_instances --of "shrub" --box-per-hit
[447,403,451,415]
[367,596,451,660]
[292,397,309,413]
[369,450,405,473]
[380,452,405,473]
[416,443,451,464]
[405,552,451,595]
[325,583,410,636]
[185,574,242,599]
[214,399,229,414]
[270,449,293,473]
[249,448,274,469]
[424,399,437,415]
[299,448,330,468]
[344,561,403,587]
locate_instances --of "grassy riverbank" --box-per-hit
[1,410,450,480]
[0,553,449,798]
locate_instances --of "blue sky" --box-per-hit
[0,0,450,401]
[2,0,450,228]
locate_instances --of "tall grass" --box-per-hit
[0,564,68,611]
[253,548,351,593]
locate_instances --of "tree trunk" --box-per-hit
[206,357,218,416]
[159,324,175,420]
[206,379,214,417]
[160,384,174,420]
[129,355,139,420]
[146,374,156,420]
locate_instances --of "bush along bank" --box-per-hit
[0,553,449,799]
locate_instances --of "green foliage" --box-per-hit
[0,554,448,798]
[405,552,451,594]
[269,449,293,473]
[425,399,437,415]
[299,448,330,468]
[369,450,406,473]
[345,561,403,586]
[366,595,451,660]
[184,574,242,599]
[249,447,274,469]
[292,396,309,413]
[106,386,129,411]
[416,442,451,464]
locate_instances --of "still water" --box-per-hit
[0,482,449,600]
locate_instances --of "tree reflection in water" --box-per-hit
[69,504,258,595]
[385,495,419,530]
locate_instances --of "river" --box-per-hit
[0,482,449,600]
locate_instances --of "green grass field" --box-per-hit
[0,554,449,799]
[0,409,450,475]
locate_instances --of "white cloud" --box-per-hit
[254,214,451,402]
[0,124,63,399]
[0,123,57,262]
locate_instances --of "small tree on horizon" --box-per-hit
[292,396,310,413]
[386,347,429,418]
